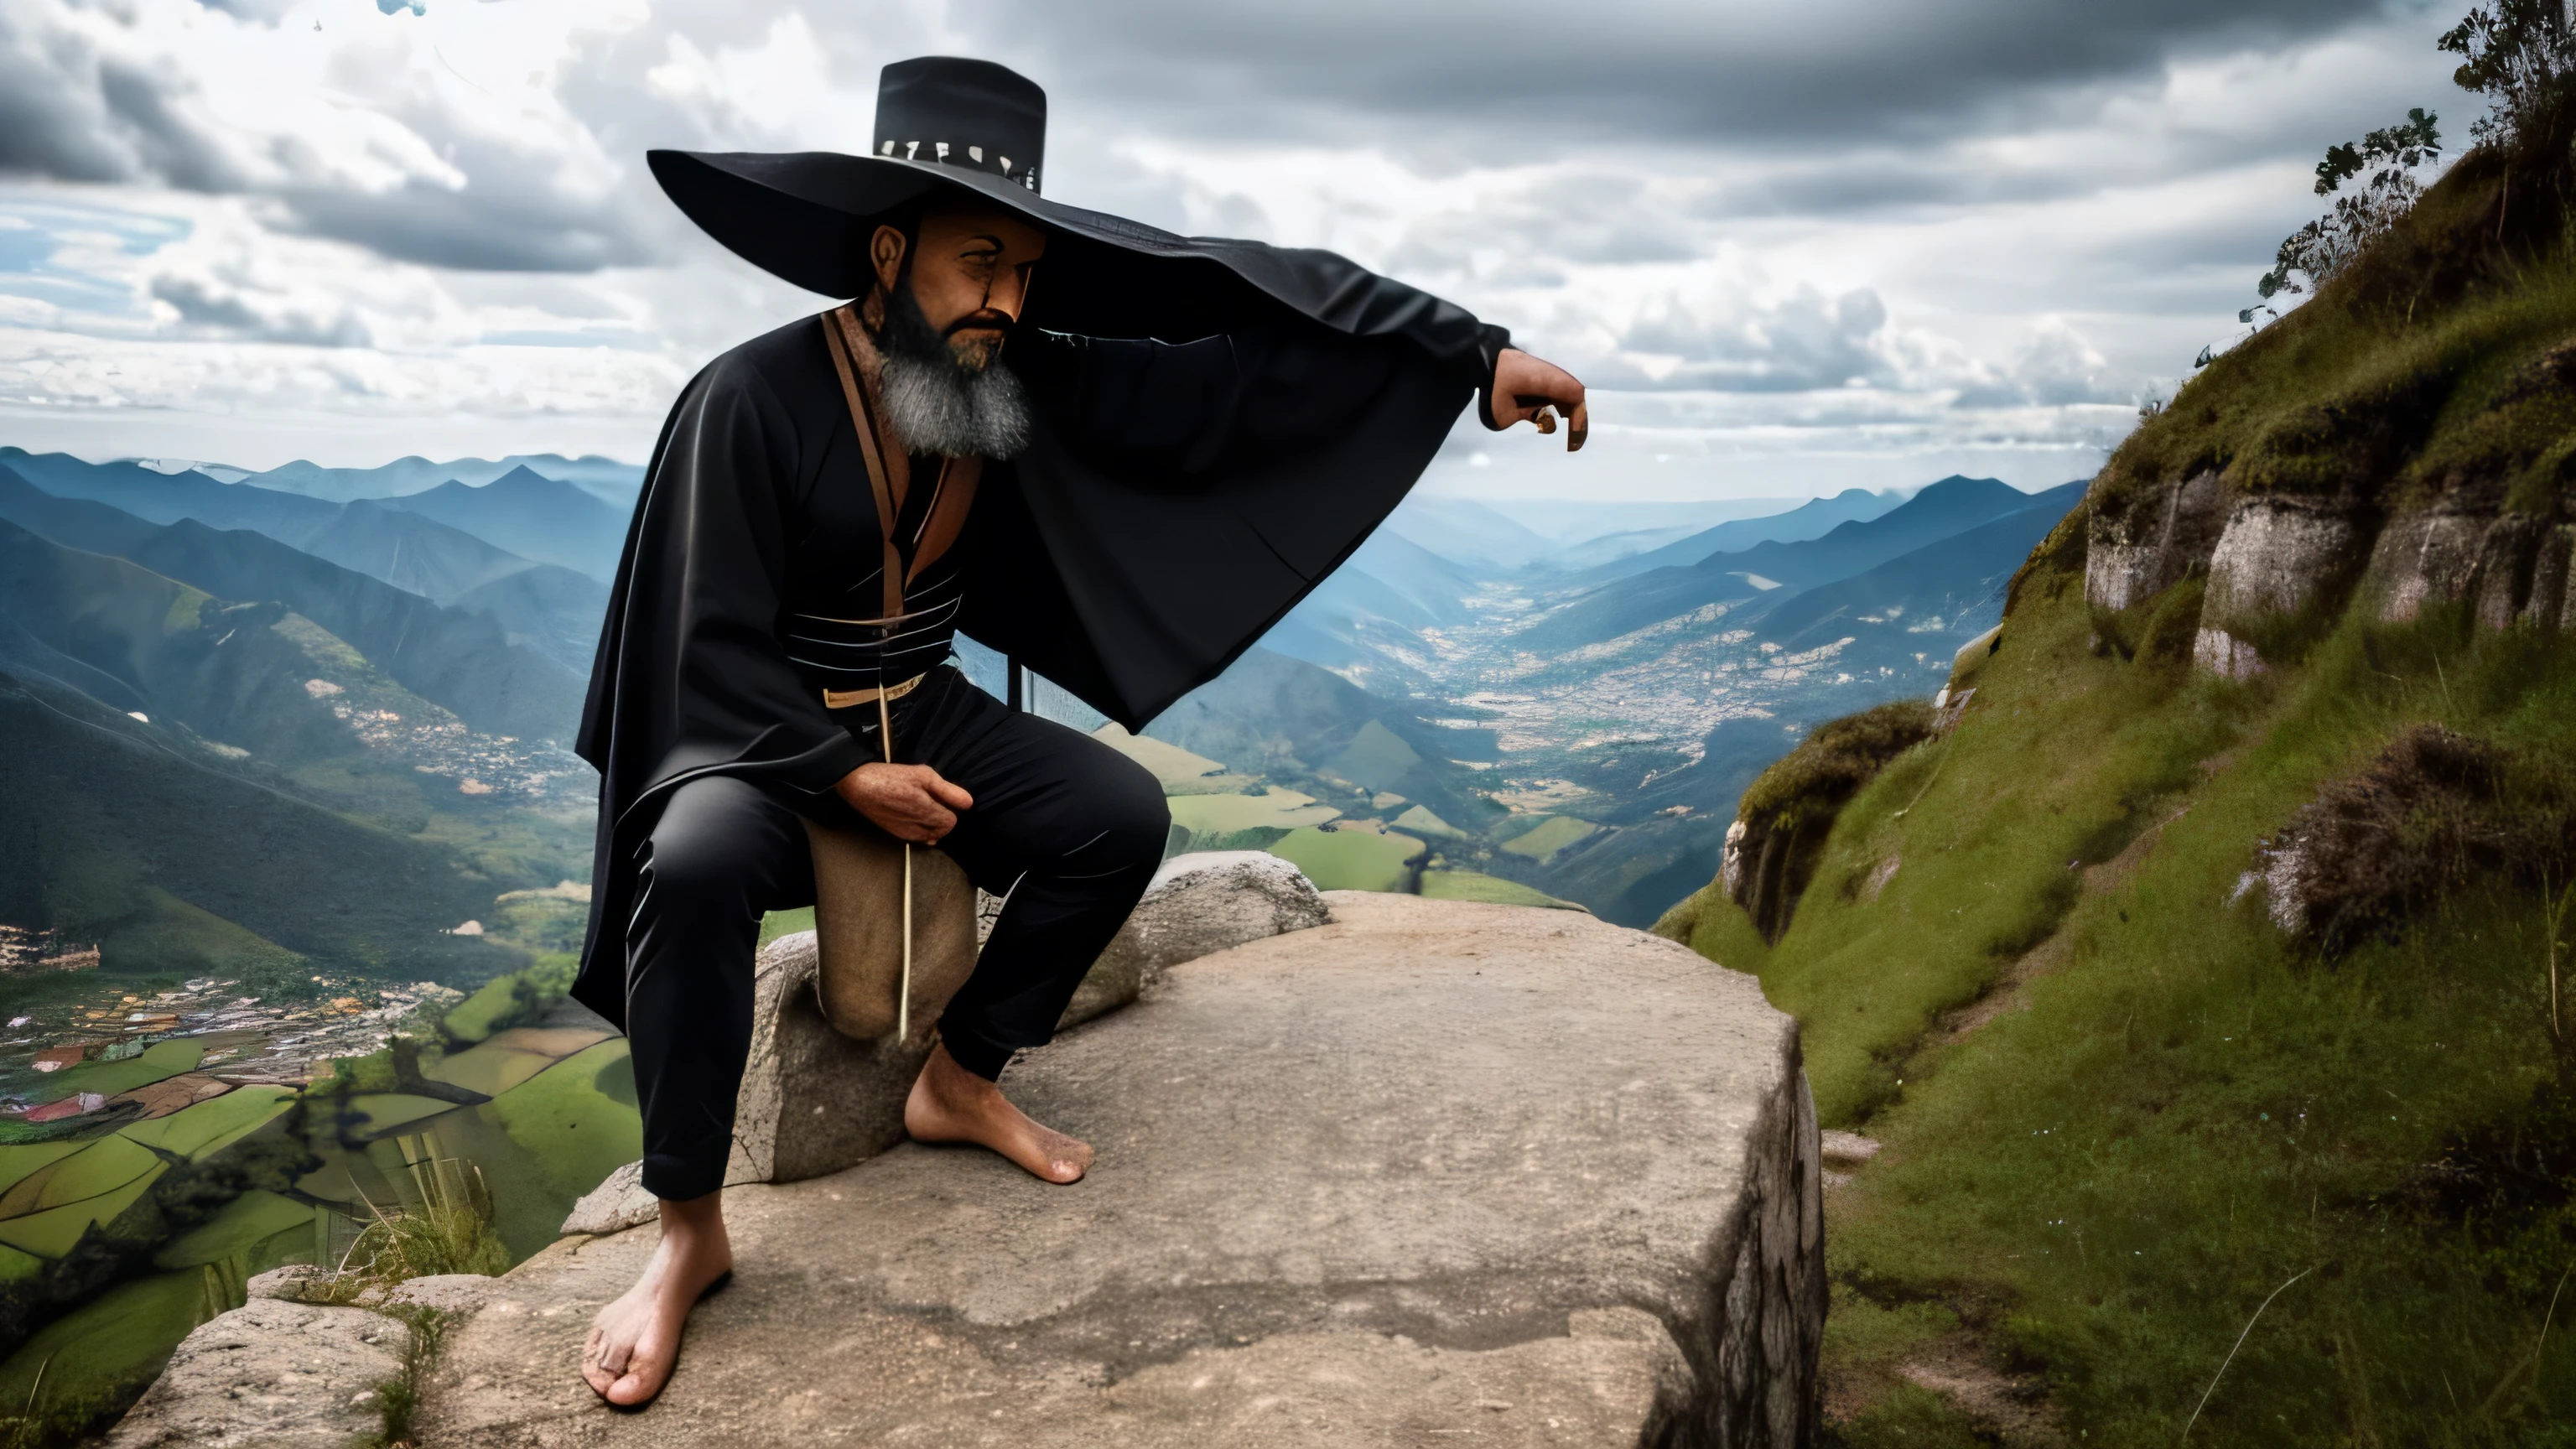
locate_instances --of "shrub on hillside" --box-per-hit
[2262,724,2576,955]
[1727,701,1935,943]
[2443,0,2576,145]
[2251,108,2444,314]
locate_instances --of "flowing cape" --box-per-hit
[569,244,1498,1027]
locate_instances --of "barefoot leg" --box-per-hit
[581,1190,735,1407]
[904,1042,1093,1183]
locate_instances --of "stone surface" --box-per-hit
[2470,512,2550,632]
[2200,496,2369,631]
[688,854,1335,1196]
[1819,1131,1881,1166]
[2527,523,2574,631]
[2360,510,2489,622]
[2191,627,2266,681]
[383,1273,501,1315]
[2197,496,2371,675]
[245,1264,329,1301]
[2085,469,2226,612]
[417,894,1824,1447]
[105,1297,407,1449]
[721,926,937,1188]
[1060,851,1333,1029]
[561,1160,657,1236]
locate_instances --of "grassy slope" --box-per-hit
[1665,129,2576,1443]
[1700,581,2574,1443]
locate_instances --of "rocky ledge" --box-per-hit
[421,892,1820,1447]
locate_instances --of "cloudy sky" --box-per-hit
[0,0,2470,501]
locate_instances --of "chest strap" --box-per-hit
[819,306,982,621]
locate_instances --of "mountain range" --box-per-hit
[1560,486,1904,587]
[0,510,558,984]
[1225,475,2085,924]
[241,453,643,506]
[0,466,586,740]
[1,438,2084,932]
[1521,475,2052,650]
[0,449,616,674]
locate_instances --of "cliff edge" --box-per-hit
[408,892,1823,1447]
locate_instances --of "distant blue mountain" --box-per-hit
[1522,476,2056,650]
[376,465,630,583]
[1563,487,1905,588]
[0,448,543,604]
[1376,496,1558,571]
[0,447,336,537]
[250,453,644,506]
[0,465,585,740]
[1746,481,2087,662]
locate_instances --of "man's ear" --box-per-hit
[870,224,907,293]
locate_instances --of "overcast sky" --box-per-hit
[0,0,2470,500]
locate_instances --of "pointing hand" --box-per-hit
[1487,348,1589,451]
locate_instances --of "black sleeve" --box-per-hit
[1014,320,1494,480]
[1010,330,1248,473]
[584,353,869,797]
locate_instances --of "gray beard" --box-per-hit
[875,285,1033,460]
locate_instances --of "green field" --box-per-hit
[1418,870,1582,910]
[1265,827,1425,892]
[1091,724,1257,794]
[1390,803,1467,839]
[1498,814,1600,861]
[1166,789,1342,835]
[1326,719,1425,792]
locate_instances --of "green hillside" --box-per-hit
[1656,81,2576,1444]
[0,673,517,987]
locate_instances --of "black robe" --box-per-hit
[571,257,1500,1028]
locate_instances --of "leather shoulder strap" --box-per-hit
[907,455,981,587]
[821,307,905,620]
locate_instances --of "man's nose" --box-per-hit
[983,269,1028,320]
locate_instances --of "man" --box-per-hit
[571,57,1588,1406]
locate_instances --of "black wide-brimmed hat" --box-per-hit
[648,57,1431,342]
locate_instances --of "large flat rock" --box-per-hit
[106,1298,409,1449]
[418,893,1823,1446]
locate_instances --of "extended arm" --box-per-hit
[1013,324,1587,468]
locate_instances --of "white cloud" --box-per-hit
[0,0,2480,491]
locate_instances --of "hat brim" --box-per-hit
[648,149,1290,340]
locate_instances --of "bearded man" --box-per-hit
[570,57,1588,1406]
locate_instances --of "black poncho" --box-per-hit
[570,247,1502,1027]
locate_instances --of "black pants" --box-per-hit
[624,667,1169,1200]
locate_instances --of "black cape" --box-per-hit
[569,247,1502,1029]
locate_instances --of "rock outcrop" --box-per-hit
[720,850,1332,1191]
[420,893,1824,1446]
[1057,849,1332,1029]
[719,927,932,1187]
[2194,495,2371,678]
[2359,508,2491,623]
[2085,468,2227,613]
[2087,465,2571,679]
[104,1297,410,1449]
[566,852,1338,1223]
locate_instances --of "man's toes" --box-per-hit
[606,1356,668,1407]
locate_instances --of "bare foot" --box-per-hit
[904,1041,1093,1183]
[581,1190,733,1408]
